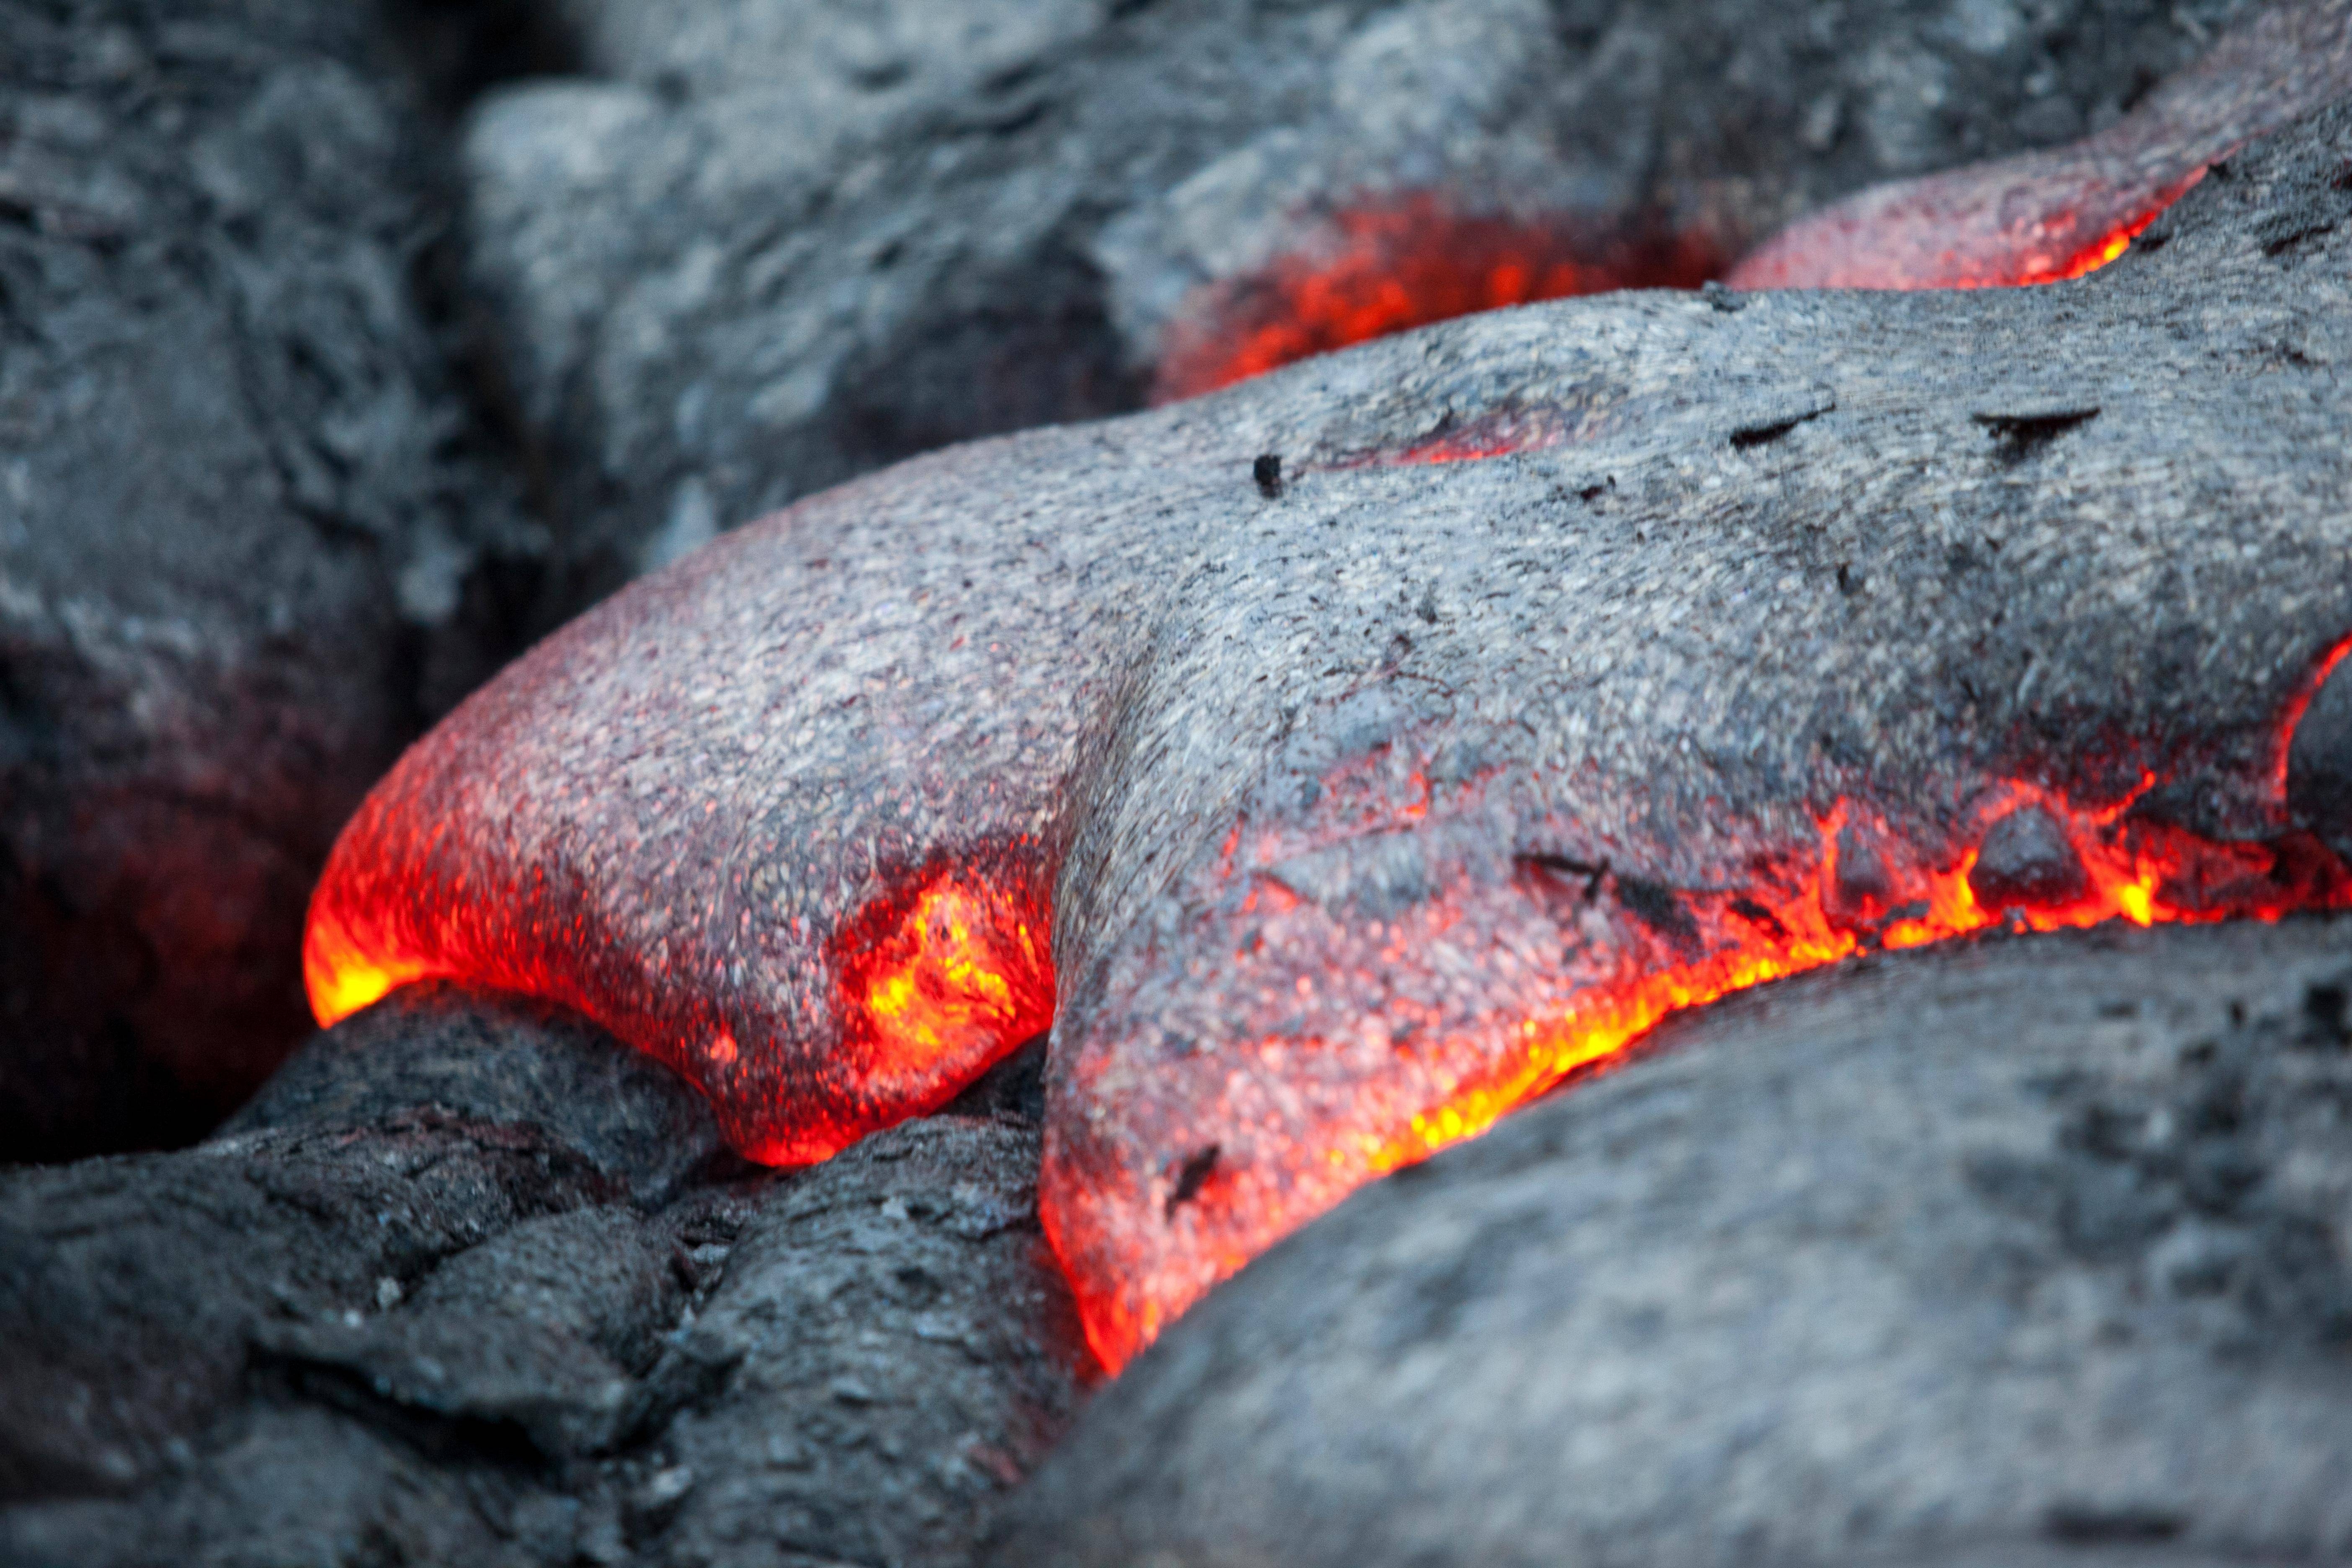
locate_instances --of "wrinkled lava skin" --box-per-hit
[1729,0,2352,290]
[312,38,2352,1369]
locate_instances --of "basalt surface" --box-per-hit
[0,0,531,1159]
[993,916,2352,1568]
[0,985,1089,1568]
[461,0,2255,607]
[1734,0,2352,287]
[312,93,2352,1373]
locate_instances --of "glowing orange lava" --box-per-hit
[1368,779,2342,1179]
[305,830,1053,1166]
[1725,161,2214,293]
[828,870,1055,1106]
[1153,197,1720,402]
[1943,169,2206,290]
[1052,731,2352,1375]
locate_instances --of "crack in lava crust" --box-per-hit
[1041,694,2352,1372]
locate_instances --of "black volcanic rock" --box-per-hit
[0,986,1091,1568]
[0,0,532,1160]
[632,1119,1096,1568]
[221,980,733,1203]
[460,0,2252,610]
[1971,803,2092,910]
[992,916,2352,1568]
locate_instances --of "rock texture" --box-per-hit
[461,0,2254,606]
[0,986,1091,1567]
[314,82,2352,1368]
[994,916,2352,1568]
[1731,0,2352,287]
[0,0,531,1159]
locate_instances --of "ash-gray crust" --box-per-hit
[996,915,2352,1568]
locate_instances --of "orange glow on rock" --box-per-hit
[1048,733,2352,1374]
[304,782,1055,1166]
[830,871,1055,1106]
[1727,162,2214,293]
[2273,633,2352,797]
[1153,197,1720,402]
[1723,0,2352,294]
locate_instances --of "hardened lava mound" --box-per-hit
[1732,0,2352,289]
[310,64,2352,1370]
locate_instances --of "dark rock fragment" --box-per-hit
[992,918,2352,1568]
[221,981,734,1204]
[253,1205,687,1459]
[1,987,1089,1566]
[1829,822,1895,925]
[633,1117,1095,1568]
[2288,645,2352,855]
[1970,803,2092,911]
[0,1108,616,1500]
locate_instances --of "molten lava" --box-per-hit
[1153,197,1719,402]
[1388,779,2347,1171]
[305,813,1053,1166]
[1728,168,2208,293]
[828,869,1055,1105]
[1046,751,2352,1375]
[297,0,2352,1382]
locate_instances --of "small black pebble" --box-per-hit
[1253,453,1284,499]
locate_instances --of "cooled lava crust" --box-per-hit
[309,5,2352,1372]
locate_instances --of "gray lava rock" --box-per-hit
[461,0,2249,609]
[0,986,1091,1568]
[627,1117,1096,1568]
[993,916,2352,1568]
[222,980,734,1203]
[0,1105,622,1500]
[0,0,533,1159]
[1970,802,2092,910]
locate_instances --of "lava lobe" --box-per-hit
[1728,0,2352,290]
[306,28,2352,1373]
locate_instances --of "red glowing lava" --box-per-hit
[1048,753,2352,1374]
[827,868,1055,1107]
[1727,167,2208,293]
[305,817,1052,1166]
[1153,197,1720,402]
[1383,779,2348,1168]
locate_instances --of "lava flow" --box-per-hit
[303,721,1059,1166]
[1046,743,2352,1374]
[1152,197,1719,402]
[1728,0,2351,291]
[825,867,1055,1112]
[1377,779,2348,1175]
